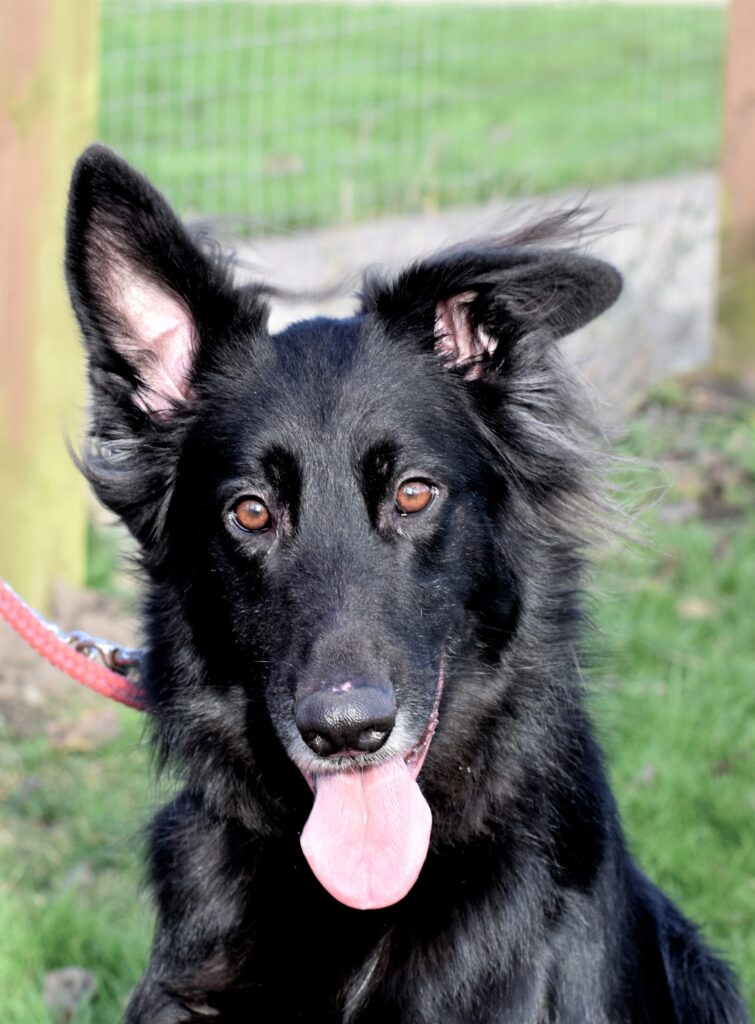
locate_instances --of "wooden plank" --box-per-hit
[0,0,99,609]
[717,0,755,376]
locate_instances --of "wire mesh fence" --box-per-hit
[99,1,725,235]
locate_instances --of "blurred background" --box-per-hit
[1,1,753,1020]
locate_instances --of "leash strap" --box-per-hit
[0,579,148,712]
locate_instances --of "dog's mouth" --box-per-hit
[299,664,444,911]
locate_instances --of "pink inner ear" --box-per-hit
[112,267,197,415]
[434,292,497,379]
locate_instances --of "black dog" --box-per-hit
[65,145,749,1023]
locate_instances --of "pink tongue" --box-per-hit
[300,758,432,910]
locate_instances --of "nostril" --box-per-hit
[301,726,390,758]
[295,683,396,758]
[357,727,390,752]
[302,732,339,758]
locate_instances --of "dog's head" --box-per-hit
[66,146,621,909]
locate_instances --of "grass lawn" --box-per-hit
[1,376,753,1021]
[594,381,755,1007]
[100,3,724,229]
[0,715,153,1023]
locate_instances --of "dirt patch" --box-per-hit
[0,585,138,739]
[639,373,755,524]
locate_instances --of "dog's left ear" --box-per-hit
[65,145,260,417]
[362,243,622,378]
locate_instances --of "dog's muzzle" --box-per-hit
[296,664,445,911]
[295,680,396,757]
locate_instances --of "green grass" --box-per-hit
[2,382,753,1019]
[85,521,127,595]
[0,716,155,1022]
[593,389,755,1007]
[100,3,724,229]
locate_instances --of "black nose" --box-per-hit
[295,683,396,757]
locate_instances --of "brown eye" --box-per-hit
[396,479,436,515]
[232,497,271,532]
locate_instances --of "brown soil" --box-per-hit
[0,584,138,741]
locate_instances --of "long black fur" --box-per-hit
[65,145,749,1024]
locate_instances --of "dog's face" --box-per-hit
[174,317,489,762]
[66,146,621,909]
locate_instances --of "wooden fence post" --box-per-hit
[0,0,99,609]
[717,0,755,377]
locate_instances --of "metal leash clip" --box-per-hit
[57,628,143,677]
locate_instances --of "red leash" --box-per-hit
[0,578,148,712]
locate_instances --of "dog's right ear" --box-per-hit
[361,230,621,380]
[65,145,262,417]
